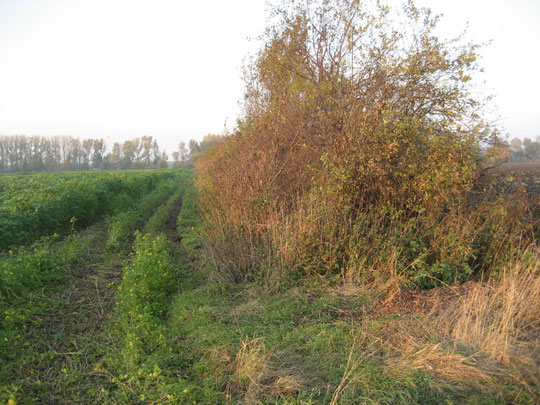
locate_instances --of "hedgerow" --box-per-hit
[195,0,536,287]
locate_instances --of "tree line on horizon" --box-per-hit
[509,136,540,161]
[0,134,223,173]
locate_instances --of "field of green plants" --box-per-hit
[0,168,192,403]
[0,170,181,251]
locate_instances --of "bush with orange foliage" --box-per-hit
[195,0,536,286]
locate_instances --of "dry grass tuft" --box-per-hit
[226,335,308,403]
[270,375,304,397]
[228,337,268,404]
[437,246,540,396]
[372,245,539,401]
[375,317,502,398]
[388,342,497,389]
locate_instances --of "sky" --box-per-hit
[0,0,539,154]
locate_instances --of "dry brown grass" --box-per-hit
[379,318,498,390]
[269,375,304,398]
[226,336,307,404]
[231,337,268,399]
[372,245,539,401]
[438,246,540,394]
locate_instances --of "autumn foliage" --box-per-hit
[196,0,535,286]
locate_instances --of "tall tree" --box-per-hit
[152,140,160,165]
[110,142,122,169]
[81,139,93,170]
[178,141,188,162]
[141,136,154,166]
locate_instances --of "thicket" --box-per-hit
[196,0,537,287]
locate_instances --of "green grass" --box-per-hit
[100,269,513,403]
[0,227,102,403]
[176,181,202,250]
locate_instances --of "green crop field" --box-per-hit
[0,170,181,251]
[0,168,194,403]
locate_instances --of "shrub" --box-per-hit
[195,0,534,286]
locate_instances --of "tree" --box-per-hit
[110,142,122,169]
[92,139,105,169]
[523,138,540,159]
[141,136,154,166]
[67,138,82,170]
[81,139,93,170]
[0,138,5,172]
[188,139,200,156]
[510,138,522,153]
[152,140,160,165]
[178,141,188,162]
[203,0,495,212]
[0,134,174,172]
[121,140,135,168]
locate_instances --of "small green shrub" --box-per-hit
[0,233,88,309]
[108,233,182,393]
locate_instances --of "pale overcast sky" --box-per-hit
[0,0,538,153]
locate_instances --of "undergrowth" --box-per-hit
[2,170,535,403]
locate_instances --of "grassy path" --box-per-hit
[43,192,186,403]
[94,190,189,404]
[24,222,121,403]
[41,194,189,404]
